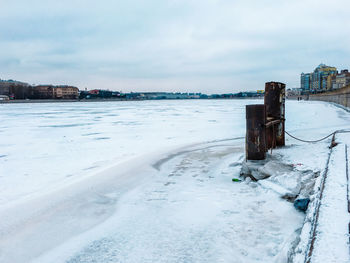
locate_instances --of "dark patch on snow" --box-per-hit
[93,137,111,140]
[82,132,101,136]
[40,123,93,128]
[294,198,310,212]
[83,165,99,171]
[281,193,298,202]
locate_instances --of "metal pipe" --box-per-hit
[264,82,286,147]
[246,104,266,160]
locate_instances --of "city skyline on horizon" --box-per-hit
[1,0,349,93]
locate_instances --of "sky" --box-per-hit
[0,0,349,93]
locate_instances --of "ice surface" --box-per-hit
[0,99,349,263]
[0,100,250,205]
[32,142,304,263]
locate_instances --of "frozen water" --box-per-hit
[0,100,251,205]
[31,141,304,263]
[0,99,349,263]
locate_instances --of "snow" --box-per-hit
[30,142,303,263]
[278,102,350,263]
[0,100,249,205]
[0,99,349,263]
[309,135,350,263]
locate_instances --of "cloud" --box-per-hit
[0,0,349,93]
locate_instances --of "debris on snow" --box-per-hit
[240,155,319,204]
[293,198,310,212]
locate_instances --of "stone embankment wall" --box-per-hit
[309,85,350,108]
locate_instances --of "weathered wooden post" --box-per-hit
[264,82,286,148]
[246,104,266,160]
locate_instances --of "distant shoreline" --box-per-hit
[0,97,263,104]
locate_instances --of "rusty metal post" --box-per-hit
[264,82,286,147]
[246,104,266,160]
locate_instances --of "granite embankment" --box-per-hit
[309,85,350,108]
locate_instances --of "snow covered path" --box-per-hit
[308,133,350,263]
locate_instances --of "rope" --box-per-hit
[285,129,350,143]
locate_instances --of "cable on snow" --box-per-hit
[285,129,350,143]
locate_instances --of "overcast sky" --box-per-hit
[1,0,349,93]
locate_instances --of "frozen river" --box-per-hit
[0,99,249,205]
[0,99,349,262]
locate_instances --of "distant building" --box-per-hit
[311,64,337,92]
[33,85,79,99]
[333,69,350,90]
[300,73,311,91]
[233,91,262,98]
[326,74,335,90]
[301,64,337,93]
[54,85,79,99]
[300,65,350,93]
[0,79,31,99]
[88,89,100,95]
[33,85,55,99]
[0,78,79,100]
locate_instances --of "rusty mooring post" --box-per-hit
[246,104,266,160]
[264,82,286,148]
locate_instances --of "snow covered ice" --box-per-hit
[0,100,246,205]
[0,100,349,263]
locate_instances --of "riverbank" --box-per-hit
[288,85,350,109]
[0,97,263,104]
[309,85,350,108]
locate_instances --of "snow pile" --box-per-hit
[240,155,326,263]
[240,156,319,203]
[239,143,348,263]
